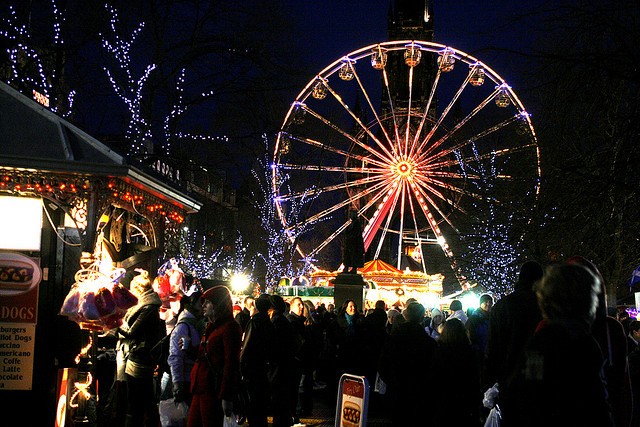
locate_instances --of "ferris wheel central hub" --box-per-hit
[394,160,415,179]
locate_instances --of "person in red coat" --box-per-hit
[187,285,242,427]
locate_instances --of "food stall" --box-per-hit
[0,81,201,426]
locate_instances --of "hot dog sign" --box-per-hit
[0,251,41,390]
[336,374,369,427]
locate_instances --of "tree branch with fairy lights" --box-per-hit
[0,0,75,116]
[458,144,519,297]
[177,228,228,280]
[101,4,156,158]
[252,137,320,290]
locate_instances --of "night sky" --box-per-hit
[287,0,548,97]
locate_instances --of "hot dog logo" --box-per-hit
[0,252,40,294]
[0,266,33,284]
[341,401,361,427]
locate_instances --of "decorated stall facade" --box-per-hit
[0,81,200,425]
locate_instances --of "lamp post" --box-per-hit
[230,273,250,296]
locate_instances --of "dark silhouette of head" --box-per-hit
[536,263,600,326]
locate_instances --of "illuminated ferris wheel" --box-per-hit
[273,40,541,285]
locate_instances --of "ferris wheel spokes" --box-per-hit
[349,62,397,156]
[278,163,387,174]
[419,91,500,162]
[300,103,395,164]
[395,181,409,269]
[410,67,444,158]
[276,174,387,203]
[411,181,468,229]
[404,66,415,157]
[421,115,520,166]
[286,178,392,233]
[381,67,403,151]
[304,178,398,262]
[414,191,465,284]
[322,81,397,161]
[372,179,404,260]
[413,69,477,158]
[405,184,429,274]
[280,132,390,170]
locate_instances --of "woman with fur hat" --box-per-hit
[425,308,444,340]
[514,263,614,426]
[187,285,241,427]
[116,269,163,427]
[567,256,631,427]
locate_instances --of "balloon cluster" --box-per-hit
[153,258,194,325]
[60,265,137,331]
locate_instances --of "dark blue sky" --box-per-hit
[288,0,547,97]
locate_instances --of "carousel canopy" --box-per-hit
[359,259,403,274]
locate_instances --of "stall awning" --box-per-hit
[0,81,201,213]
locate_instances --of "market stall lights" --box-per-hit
[69,372,93,409]
[1,173,185,224]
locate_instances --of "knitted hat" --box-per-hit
[431,308,442,317]
[201,285,233,318]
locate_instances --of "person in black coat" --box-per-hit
[235,296,254,333]
[628,338,640,425]
[298,300,323,416]
[240,294,274,427]
[567,255,632,427]
[466,294,493,372]
[286,297,307,422]
[483,261,543,425]
[513,263,614,427]
[116,269,163,427]
[379,302,436,427]
[327,299,365,378]
[362,300,388,384]
[429,318,481,426]
[268,295,296,427]
[628,320,640,354]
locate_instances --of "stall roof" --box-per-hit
[0,81,200,213]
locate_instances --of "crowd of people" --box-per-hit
[101,256,640,427]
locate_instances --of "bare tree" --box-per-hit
[527,1,640,303]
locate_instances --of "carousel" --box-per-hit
[306,259,444,309]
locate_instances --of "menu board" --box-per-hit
[0,323,36,389]
[0,251,41,390]
[336,374,369,427]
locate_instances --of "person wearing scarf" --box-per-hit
[116,269,163,427]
